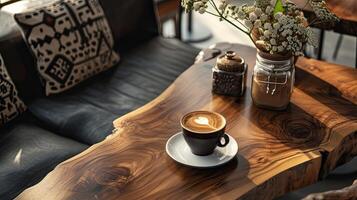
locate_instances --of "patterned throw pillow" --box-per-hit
[0,54,26,126]
[15,0,120,95]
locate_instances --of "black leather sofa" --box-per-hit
[0,0,199,199]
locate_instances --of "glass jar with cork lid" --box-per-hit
[212,51,247,97]
[251,51,295,110]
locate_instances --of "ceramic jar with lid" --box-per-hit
[212,51,247,97]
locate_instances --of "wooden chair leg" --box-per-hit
[355,38,357,69]
[317,30,325,60]
[188,11,193,33]
[303,46,309,58]
[159,20,164,36]
[333,34,343,60]
[174,8,182,40]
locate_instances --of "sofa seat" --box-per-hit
[0,121,88,200]
[29,37,200,145]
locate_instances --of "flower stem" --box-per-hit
[208,0,257,47]
[230,16,249,30]
[209,0,247,34]
[302,0,311,10]
[309,16,320,26]
[205,10,220,17]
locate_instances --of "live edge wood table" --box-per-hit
[17,43,357,200]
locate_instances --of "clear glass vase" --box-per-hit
[251,52,295,110]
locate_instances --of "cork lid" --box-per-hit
[216,51,245,72]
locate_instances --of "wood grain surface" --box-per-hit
[293,0,357,36]
[16,43,357,200]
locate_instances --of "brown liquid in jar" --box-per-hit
[251,72,292,110]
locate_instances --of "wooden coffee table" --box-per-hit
[16,43,357,200]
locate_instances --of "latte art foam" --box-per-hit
[182,111,225,133]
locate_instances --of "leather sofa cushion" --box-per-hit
[98,0,159,51]
[0,122,88,200]
[29,37,200,144]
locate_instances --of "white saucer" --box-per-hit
[166,132,238,168]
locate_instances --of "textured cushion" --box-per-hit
[0,0,158,102]
[0,122,88,200]
[14,0,120,95]
[29,37,200,144]
[0,54,26,126]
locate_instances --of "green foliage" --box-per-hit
[274,0,284,14]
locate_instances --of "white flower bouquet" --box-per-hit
[182,0,339,56]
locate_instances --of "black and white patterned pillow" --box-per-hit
[0,54,26,126]
[15,0,120,95]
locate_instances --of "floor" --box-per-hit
[163,12,356,68]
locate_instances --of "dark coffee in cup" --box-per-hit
[181,111,229,156]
